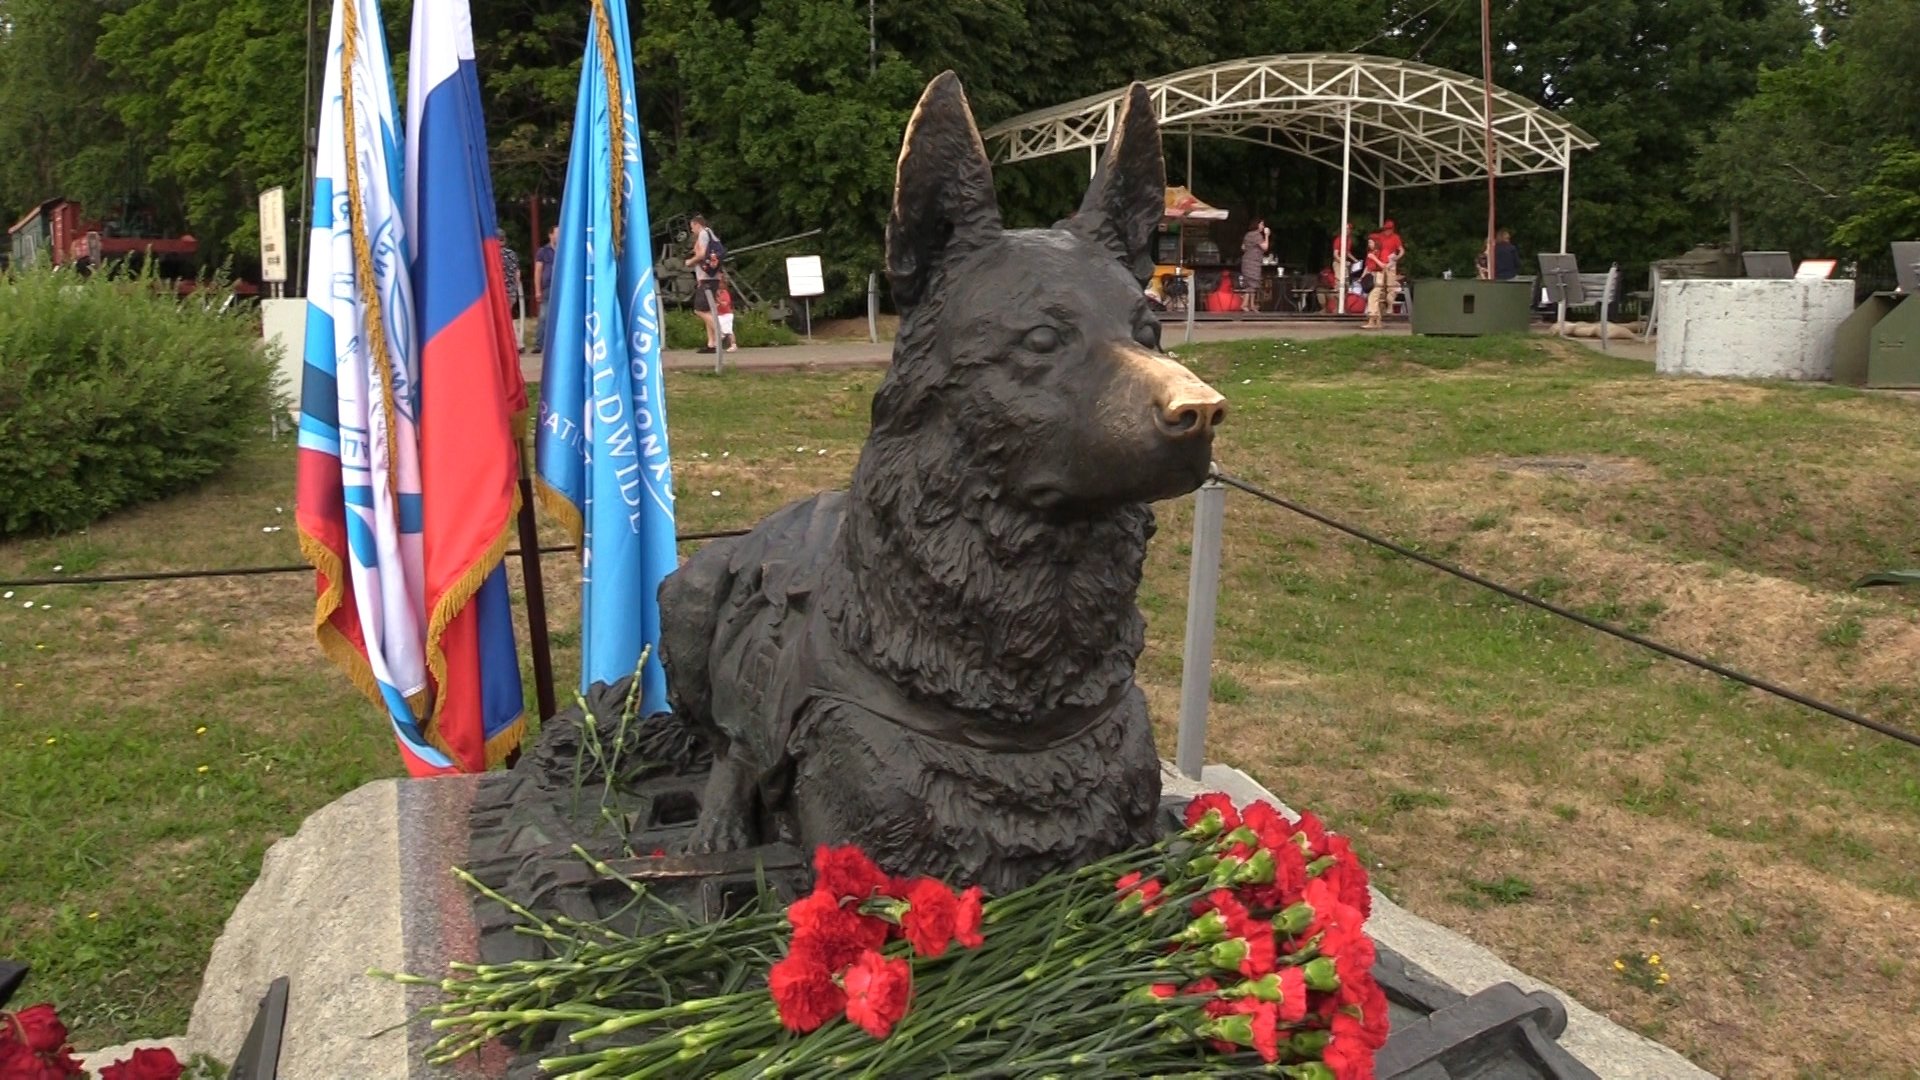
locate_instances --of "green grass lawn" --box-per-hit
[4,336,1918,1075]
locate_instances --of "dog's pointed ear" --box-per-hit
[886,71,1003,309]
[1069,83,1165,284]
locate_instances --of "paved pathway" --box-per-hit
[519,319,1413,384]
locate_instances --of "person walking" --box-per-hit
[499,230,525,352]
[685,213,723,358]
[1238,217,1270,313]
[533,225,556,352]
[1362,236,1390,329]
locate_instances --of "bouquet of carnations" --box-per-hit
[0,1004,184,1080]
[397,794,1387,1078]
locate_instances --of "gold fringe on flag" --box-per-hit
[299,526,385,709]
[338,0,407,517]
[420,483,524,768]
[590,0,627,257]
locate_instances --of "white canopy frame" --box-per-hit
[982,53,1597,275]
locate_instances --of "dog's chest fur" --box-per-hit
[787,686,1161,894]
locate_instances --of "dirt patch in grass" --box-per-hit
[1489,455,1655,484]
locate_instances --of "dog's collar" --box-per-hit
[783,610,1130,754]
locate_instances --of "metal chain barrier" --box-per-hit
[0,529,752,590]
[1207,470,1920,751]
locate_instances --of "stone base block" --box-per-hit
[1653,279,1853,380]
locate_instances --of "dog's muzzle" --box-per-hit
[1123,350,1227,440]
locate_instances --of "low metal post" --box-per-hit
[867,272,879,343]
[1176,475,1226,781]
[1184,270,1198,345]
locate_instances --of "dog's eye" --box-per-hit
[1134,323,1161,351]
[1023,327,1061,353]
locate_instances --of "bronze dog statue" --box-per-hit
[659,71,1227,892]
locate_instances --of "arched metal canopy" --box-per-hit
[981,53,1596,192]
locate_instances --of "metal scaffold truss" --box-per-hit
[981,53,1596,191]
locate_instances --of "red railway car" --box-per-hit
[8,197,199,276]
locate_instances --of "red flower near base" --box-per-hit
[98,1047,184,1080]
[842,951,912,1038]
[769,950,848,1033]
[1183,792,1240,833]
[786,890,888,970]
[1325,1013,1379,1080]
[813,845,890,903]
[1115,871,1164,912]
[0,1004,85,1079]
[898,878,961,958]
[8,1006,66,1056]
[953,886,985,949]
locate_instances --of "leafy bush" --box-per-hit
[664,306,800,351]
[0,266,278,536]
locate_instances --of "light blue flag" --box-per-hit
[534,0,676,708]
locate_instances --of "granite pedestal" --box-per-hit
[179,766,1715,1079]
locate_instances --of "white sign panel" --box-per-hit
[259,186,288,283]
[785,255,825,298]
[1795,259,1837,281]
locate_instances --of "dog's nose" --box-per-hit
[1154,387,1228,439]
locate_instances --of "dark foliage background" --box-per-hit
[3,0,1908,312]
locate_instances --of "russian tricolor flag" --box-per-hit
[401,0,527,772]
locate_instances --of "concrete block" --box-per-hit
[260,298,306,422]
[1653,279,1853,380]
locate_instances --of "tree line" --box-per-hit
[0,0,1911,311]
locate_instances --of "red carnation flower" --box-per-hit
[1183,793,1240,833]
[10,1005,67,1055]
[1115,871,1164,912]
[1300,878,1367,947]
[1338,968,1391,1050]
[1324,1013,1378,1080]
[814,845,890,902]
[842,950,912,1039]
[1147,983,1177,999]
[1239,800,1291,845]
[99,1047,182,1080]
[1243,999,1284,1063]
[0,1043,57,1080]
[953,886,985,949]
[787,890,888,970]
[769,948,847,1033]
[1241,841,1312,914]
[1239,923,1278,977]
[1294,810,1330,857]
[1278,967,1310,1023]
[1327,924,1379,985]
[1321,836,1373,917]
[898,878,961,958]
[1193,889,1255,937]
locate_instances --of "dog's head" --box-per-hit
[872,72,1226,516]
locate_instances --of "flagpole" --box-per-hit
[515,435,558,724]
[1480,0,1497,279]
[296,0,318,297]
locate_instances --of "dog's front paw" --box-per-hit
[683,809,753,854]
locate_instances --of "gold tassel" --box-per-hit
[589,0,627,257]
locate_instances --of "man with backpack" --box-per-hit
[685,213,731,359]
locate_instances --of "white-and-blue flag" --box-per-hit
[295,0,445,773]
[534,0,677,710]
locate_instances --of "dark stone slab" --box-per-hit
[457,729,1601,1080]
